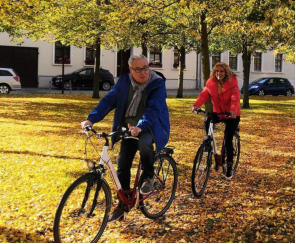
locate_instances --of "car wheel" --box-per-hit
[0,84,10,94]
[102,81,111,91]
[286,90,292,96]
[63,81,72,90]
[258,89,265,96]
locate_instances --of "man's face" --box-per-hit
[129,58,150,83]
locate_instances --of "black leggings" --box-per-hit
[205,114,240,165]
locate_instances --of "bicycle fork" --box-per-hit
[78,174,102,218]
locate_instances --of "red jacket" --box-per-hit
[194,76,241,116]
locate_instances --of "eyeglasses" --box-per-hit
[131,66,150,73]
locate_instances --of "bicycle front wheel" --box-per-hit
[140,155,178,219]
[191,144,212,198]
[53,173,112,243]
[222,133,240,177]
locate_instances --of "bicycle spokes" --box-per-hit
[54,176,111,243]
[87,180,102,217]
[140,155,178,219]
[155,158,170,186]
[191,145,212,198]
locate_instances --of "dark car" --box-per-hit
[241,77,294,96]
[51,67,114,91]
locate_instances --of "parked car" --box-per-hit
[0,68,21,94]
[241,77,294,96]
[51,67,114,91]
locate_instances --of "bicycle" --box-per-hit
[53,126,178,243]
[191,108,240,198]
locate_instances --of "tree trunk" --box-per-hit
[176,45,185,98]
[141,41,148,57]
[92,37,101,99]
[140,31,148,57]
[242,42,251,108]
[200,12,212,112]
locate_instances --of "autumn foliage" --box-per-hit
[0,94,294,242]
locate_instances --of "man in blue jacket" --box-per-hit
[81,55,170,221]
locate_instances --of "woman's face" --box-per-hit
[215,66,226,81]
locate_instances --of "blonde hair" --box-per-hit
[210,62,236,82]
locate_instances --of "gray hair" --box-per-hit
[128,55,148,67]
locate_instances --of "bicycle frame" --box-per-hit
[99,145,122,190]
[197,109,229,167]
[207,121,218,155]
[85,128,159,209]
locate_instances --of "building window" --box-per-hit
[85,47,95,66]
[149,47,162,68]
[229,52,238,71]
[275,53,283,72]
[54,41,71,64]
[212,53,221,68]
[173,48,186,69]
[253,52,262,72]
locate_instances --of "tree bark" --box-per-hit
[200,12,212,112]
[242,41,251,108]
[176,45,185,98]
[141,33,148,57]
[92,37,101,99]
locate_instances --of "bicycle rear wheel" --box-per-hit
[222,133,240,177]
[140,155,178,219]
[191,143,212,198]
[53,173,112,243]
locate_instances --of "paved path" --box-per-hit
[10,88,200,96]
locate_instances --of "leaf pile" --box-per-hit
[0,94,294,242]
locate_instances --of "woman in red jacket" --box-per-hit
[192,62,241,179]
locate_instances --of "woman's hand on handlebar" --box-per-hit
[191,105,200,113]
[128,124,142,137]
[81,120,93,129]
[230,111,237,119]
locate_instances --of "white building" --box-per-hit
[0,32,294,89]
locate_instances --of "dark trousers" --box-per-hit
[205,115,240,165]
[117,131,154,190]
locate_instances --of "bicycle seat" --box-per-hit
[161,146,174,155]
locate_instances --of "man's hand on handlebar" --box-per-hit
[81,120,93,129]
[128,124,142,137]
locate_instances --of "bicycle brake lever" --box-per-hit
[84,125,92,131]
[195,108,205,114]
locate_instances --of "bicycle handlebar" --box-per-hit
[194,108,231,117]
[83,125,139,141]
[194,108,206,114]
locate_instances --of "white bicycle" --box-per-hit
[53,126,178,242]
[191,109,240,198]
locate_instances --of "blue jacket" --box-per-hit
[87,74,170,152]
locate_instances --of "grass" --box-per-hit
[0,94,294,242]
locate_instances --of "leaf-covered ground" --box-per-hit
[0,94,294,243]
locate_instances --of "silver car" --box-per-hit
[0,68,21,94]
